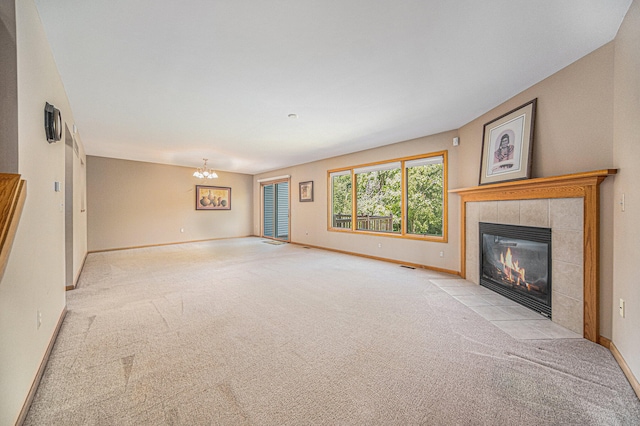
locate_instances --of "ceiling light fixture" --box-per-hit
[288,113,298,119]
[193,158,218,179]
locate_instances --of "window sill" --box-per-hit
[327,227,447,243]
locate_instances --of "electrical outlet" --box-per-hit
[378,243,382,248]
[37,310,42,329]
[180,228,184,233]
[619,299,625,318]
[439,251,444,257]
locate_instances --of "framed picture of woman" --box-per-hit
[479,99,536,185]
[299,181,313,202]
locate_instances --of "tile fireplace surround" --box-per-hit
[469,198,581,333]
[450,169,616,343]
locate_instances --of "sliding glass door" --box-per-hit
[262,180,289,241]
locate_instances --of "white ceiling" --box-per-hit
[34,0,631,175]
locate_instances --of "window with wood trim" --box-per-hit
[355,162,401,233]
[328,151,447,241]
[331,170,352,229]
[405,155,444,237]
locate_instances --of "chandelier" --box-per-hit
[193,158,218,179]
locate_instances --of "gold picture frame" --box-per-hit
[196,185,231,210]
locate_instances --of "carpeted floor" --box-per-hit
[25,237,640,425]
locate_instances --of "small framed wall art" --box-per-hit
[299,181,313,202]
[196,185,231,210]
[479,99,536,185]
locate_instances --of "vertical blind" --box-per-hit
[263,184,275,238]
[263,181,289,240]
[276,182,289,239]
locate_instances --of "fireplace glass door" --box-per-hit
[479,222,552,317]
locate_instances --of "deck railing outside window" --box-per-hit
[333,214,393,231]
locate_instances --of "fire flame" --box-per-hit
[499,247,527,286]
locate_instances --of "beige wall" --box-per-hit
[612,0,640,383]
[67,128,87,286]
[0,0,18,173]
[457,43,615,187]
[254,130,461,273]
[457,43,616,338]
[0,0,87,423]
[87,156,253,251]
[254,42,619,338]
[74,147,87,283]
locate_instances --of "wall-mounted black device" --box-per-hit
[44,102,62,143]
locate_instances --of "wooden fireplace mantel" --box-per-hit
[450,169,617,343]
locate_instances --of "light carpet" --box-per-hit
[25,237,640,425]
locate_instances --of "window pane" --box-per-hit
[406,158,444,236]
[356,165,401,233]
[331,173,352,229]
[276,182,289,239]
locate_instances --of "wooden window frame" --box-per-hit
[327,150,448,243]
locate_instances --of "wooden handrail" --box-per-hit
[0,174,26,282]
[333,214,394,231]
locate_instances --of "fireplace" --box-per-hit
[479,222,552,318]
